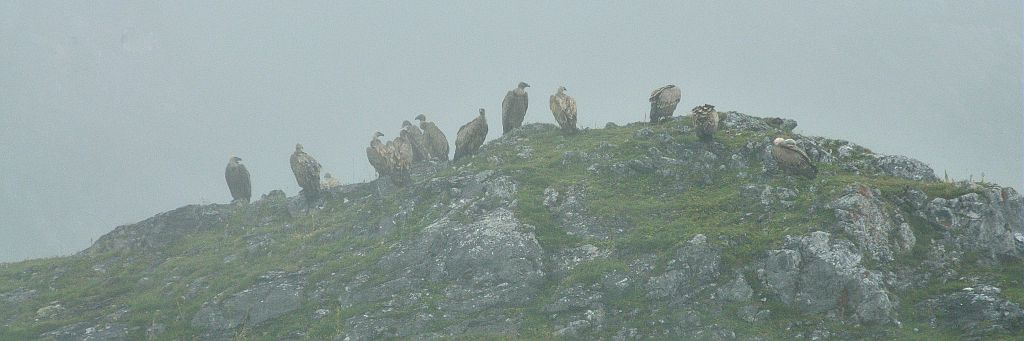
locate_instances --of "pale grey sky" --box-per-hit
[1,1,1020,262]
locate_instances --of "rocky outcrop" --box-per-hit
[923,186,1024,262]
[646,235,721,303]
[917,285,1024,339]
[86,204,234,255]
[831,184,915,262]
[191,271,306,331]
[759,231,897,324]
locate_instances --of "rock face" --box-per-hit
[923,186,1024,261]
[192,271,305,331]
[87,204,234,255]
[917,285,1024,339]
[831,185,915,262]
[3,111,1023,340]
[646,235,721,303]
[871,155,937,181]
[760,232,897,324]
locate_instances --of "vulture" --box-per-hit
[400,120,430,162]
[388,135,414,177]
[290,143,322,199]
[224,156,251,204]
[416,114,449,161]
[691,104,719,142]
[454,108,488,161]
[549,86,578,133]
[771,138,818,179]
[366,131,392,177]
[649,84,682,123]
[501,81,530,135]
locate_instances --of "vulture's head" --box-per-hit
[373,131,384,138]
[557,86,567,93]
[478,108,486,116]
[295,143,304,151]
[772,137,785,146]
[518,82,530,89]
[229,155,242,163]
[415,114,427,122]
[402,120,413,128]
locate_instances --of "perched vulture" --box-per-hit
[290,143,322,198]
[771,138,818,179]
[366,131,391,177]
[321,172,341,190]
[501,81,530,135]
[691,104,719,142]
[224,156,251,204]
[549,86,578,133]
[388,135,414,177]
[454,108,488,161]
[649,84,681,123]
[400,120,430,162]
[416,114,449,161]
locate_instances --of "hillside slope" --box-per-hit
[2,112,1023,340]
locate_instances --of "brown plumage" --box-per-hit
[400,120,430,162]
[366,131,391,177]
[225,156,251,204]
[501,82,529,135]
[389,135,414,176]
[691,104,719,142]
[416,114,449,161]
[649,84,681,123]
[771,138,818,179]
[549,86,578,133]
[290,143,322,198]
[454,108,488,161]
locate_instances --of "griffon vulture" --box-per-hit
[225,156,251,204]
[290,143,322,198]
[501,82,529,135]
[549,86,578,133]
[649,84,681,123]
[415,114,449,161]
[401,120,430,162]
[454,108,488,161]
[388,135,414,178]
[691,104,719,142]
[366,131,391,177]
[771,138,818,179]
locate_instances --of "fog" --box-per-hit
[1,1,1020,262]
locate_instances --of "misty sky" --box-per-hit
[1,1,1020,262]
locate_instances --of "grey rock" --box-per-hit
[647,235,721,302]
[717,274,753,303]
[917,285,1024,338]
[831,185,915,262]
[339,204,544,339]
[85,204,234,255]
[191,271,305,330]
[871,155,937,181]
[547,185,629,239]
[554,244,611,275]
[923,186,1024,261]
[760,232,897,324]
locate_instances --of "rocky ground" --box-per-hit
[2,112,1022,340]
